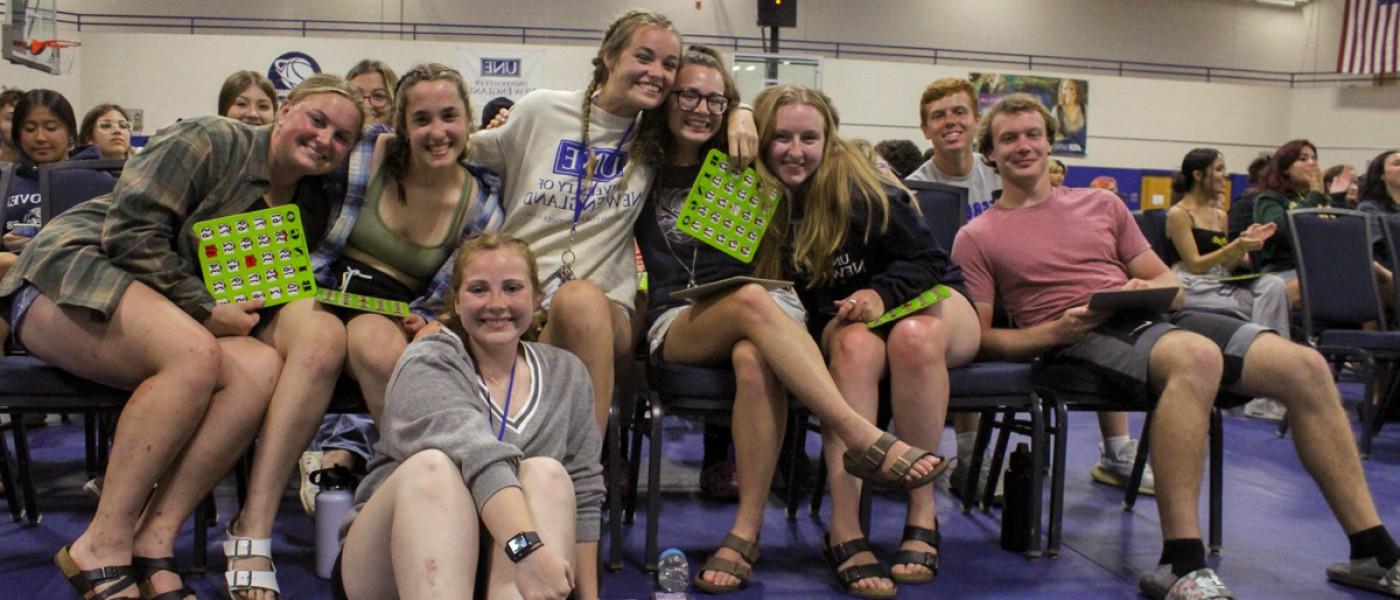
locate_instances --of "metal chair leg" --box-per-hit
[1209,408,1223,554]
[1028,395,1045,559]
[607,400,624,571]
[1124,411,1154,511]
[0,423,21,522]
[783,408,807,520]
[12,412,39,526]
[644,402,664,573]
[1047,399,1068,556]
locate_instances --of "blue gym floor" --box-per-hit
[4,405,1400,599]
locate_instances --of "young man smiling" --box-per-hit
[952,93,1400,599]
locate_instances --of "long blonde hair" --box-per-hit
[579,9,681,185]
[753,84,897,286]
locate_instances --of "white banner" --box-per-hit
[459,48,544,116]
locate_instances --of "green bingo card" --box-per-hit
[678,148,781,263]
[193,205,316,308]
[316,288,411,318]
[866,285,954,329]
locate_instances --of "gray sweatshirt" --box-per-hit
[341,329,604,542]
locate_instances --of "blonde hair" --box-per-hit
[382,63,473,203]
[282,73,369,131]
[580,9,681,184]
[976,92,1057,172]
[753,84,898,286]
[440,233,542,341]
[918,77,979,123]
[346,59,400,105]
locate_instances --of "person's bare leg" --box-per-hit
[698,340,786,588]
[1144,331,1223,540]
[21,284,223,598]
[132,337,282,598]
[539,280,630,431]
[485,457,578,600]
[233,298,347,600]
[1097,412,1131,439]
[665,284,937,482]
[820,321,894,595]
[345,313,409,423]
[341,449,480,600]
[886,298,980,581]
[1237,334,1382,533]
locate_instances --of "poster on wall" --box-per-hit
[969,73,1088,157]
[459,49,544,118]
[267,51,322,101]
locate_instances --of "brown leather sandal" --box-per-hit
[842,432,948,490]
[54,544,137,600]
[693,532,760,594]
[133,556,197,600]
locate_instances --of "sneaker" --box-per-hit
[1326,557,1400,595]
[1140,564,1235,599]
[1090,440,1155,496]
[299,450,323,516]
[1242,398,1287,421]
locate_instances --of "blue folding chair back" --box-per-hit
[37,159,125,226]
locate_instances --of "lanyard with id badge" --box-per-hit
[538,117,637,311]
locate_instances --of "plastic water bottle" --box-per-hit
[313,466,355,580]
[656,547,690,597]
[1000,442,1032,552]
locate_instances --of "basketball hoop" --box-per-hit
[27,39,79,55]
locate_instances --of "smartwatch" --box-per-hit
[504,531,544,563]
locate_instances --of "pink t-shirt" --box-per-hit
[951,186,1151,327]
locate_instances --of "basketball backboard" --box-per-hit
[3,0,60,74]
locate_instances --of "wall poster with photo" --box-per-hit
[970,73,1088,157]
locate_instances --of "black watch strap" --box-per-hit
[504,531,544,563]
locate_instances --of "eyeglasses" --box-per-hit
[361,91,391,107]
[671,89,729,115]
[97,120,130,131]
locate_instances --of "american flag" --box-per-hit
[1338,0,1400,74]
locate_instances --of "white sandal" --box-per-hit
[223,530,281,597]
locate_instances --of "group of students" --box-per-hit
[1,7,1400,600]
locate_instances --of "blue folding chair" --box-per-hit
[1290,208,1400,457]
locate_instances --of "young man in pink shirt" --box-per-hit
[952,94,1400,599]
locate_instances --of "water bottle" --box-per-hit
[312,466,355,580]
[656,547,690,598]
[1000,442,1032,552]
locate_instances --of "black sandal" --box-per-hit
[133,556,197,600]
[890,521,940,585]
[54,544,137,600]
[822,534,896,599]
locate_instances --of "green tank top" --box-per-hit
[346,168,475,282]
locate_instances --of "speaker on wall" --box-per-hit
[757,0,796,28]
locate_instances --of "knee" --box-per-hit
[1160,333,1223,391]
[827,326,884,373]
[349,336,404,382]
[729,284,783,326]
[171,329,224,391]
[400,449,468,500]
[886,318,946,369]
[550,281,609,323]
[1283,344,1334,393]
[289,313,348,377]
[231,340,284,399]
[517,457,573,496]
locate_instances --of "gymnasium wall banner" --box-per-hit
[970,73,1088,157]
[459,49,544,114]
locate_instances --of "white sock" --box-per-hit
[1104,435,1131,456]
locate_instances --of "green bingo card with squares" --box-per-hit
[678,148,781,263]
[193,205,316,308]
[866,284,954,329]
[316,288,411,318]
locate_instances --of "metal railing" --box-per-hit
[53,10,1378,88]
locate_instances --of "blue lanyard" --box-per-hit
[571,118,637,227]
[478,353,520,441]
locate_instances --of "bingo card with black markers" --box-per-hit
[193,205,316,308]
[678,148,781,263]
